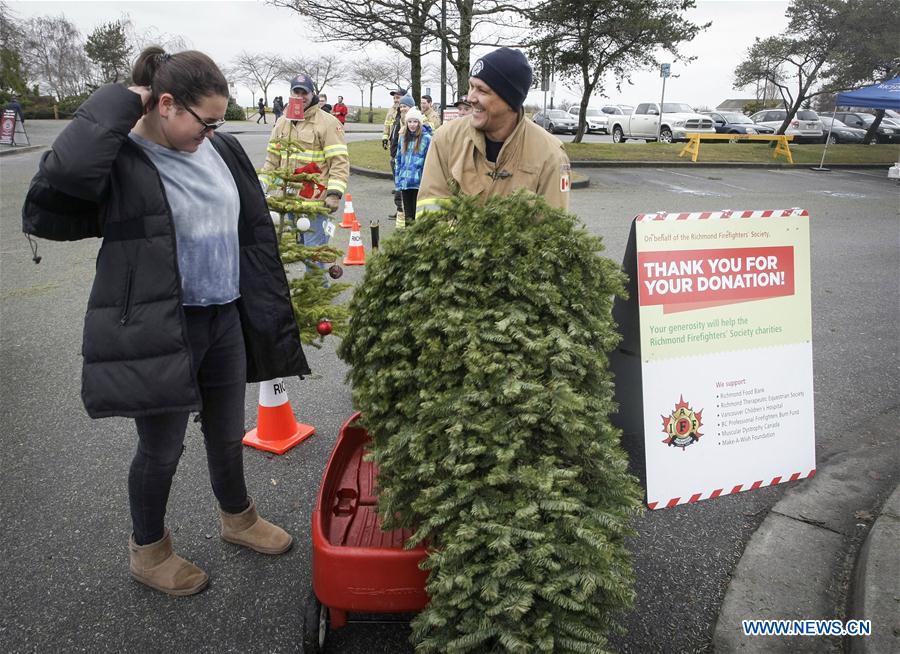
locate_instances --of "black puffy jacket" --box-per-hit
[22,84,311,419]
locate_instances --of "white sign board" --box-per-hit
[617,209,816,509]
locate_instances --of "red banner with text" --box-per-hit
[637,246,795,313]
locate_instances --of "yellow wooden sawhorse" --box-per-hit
[678,133,795,164]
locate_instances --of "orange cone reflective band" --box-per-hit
[340,193,357,228]
[343,222,366,265]
[243,378,315,454]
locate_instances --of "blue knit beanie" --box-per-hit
[399,95,415,108]
[470,48,532,112]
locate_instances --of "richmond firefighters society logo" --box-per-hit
[661,395,703,450]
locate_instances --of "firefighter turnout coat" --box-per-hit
[383,106,400,141]
[423,106,442,129]
[261,103,349,199]
[416,114,570,218]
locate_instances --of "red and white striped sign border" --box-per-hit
[635,208,809,221]
[647,469,816,510]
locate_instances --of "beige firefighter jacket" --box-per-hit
[416,114,570,217]
[383,105,400,140]
[423,106,442,129]
[261,104,349,199]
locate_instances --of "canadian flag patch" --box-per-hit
[560,164,571,193]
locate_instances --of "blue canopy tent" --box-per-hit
[835,76,900,109]
[815,77,900,170]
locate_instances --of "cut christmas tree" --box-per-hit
[258,155,351,345]
[338,190,642,653]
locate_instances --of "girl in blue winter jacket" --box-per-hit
[394,108,432,226]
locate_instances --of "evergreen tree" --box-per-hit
[338,190,642,653]
[258,144,350,345]
[84,20,131,84]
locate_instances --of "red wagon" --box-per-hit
[301,412,429,652]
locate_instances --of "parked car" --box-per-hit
[817,116,866,144]
[701,111,776,140]
[602,104,634,115]
[532,109,578,134]
[749,109,824,143]
[820,111,900,144]
[567,106,609,133]
[609,102,715,143]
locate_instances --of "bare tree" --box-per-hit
[120,14,188,54]
[21,15,92,99]
[280,53,346,94]
[424,0,524,97]
[348,55,393,122]
[269,0,438,101]
[228,51,282,104]
[382,52,413,94]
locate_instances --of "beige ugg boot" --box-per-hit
[219,498,292,555]
[128,529,209,596]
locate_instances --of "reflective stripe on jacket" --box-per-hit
[261,104,349,198]
[383,106,400,140]
[416,115,570,217]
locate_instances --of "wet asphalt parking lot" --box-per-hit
[1,122,898,653]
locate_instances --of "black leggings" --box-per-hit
[128,302,249,545]
[401,189,418,222]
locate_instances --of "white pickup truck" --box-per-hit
[609,102,716,143]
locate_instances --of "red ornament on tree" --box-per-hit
[316,319,333,336]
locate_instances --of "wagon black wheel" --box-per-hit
[301,587,328,653]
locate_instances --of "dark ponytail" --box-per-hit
[131,46,229,108]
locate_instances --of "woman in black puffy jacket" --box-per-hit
[22,47,310,596]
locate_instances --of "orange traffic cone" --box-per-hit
[343,220,366,265]
[243,378,315,454]
[340,194,357,228]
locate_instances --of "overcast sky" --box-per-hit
[11,0,791,110]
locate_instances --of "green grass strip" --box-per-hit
[350,138,899,174]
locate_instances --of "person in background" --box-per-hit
[257,97,267,124]
[272,96,284,120]
[417,47,571,218]
[22,46,309,597]
[319,93,332,114]
[421,94,442,130]
[260,73,349,258]
[453,95,473,118]
[7,96,25,124]
[394,107,432,228]
[332,96,348,125]
[382,88,405,150]
[388,95,415,219]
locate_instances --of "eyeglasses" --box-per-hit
[175,97,226,133]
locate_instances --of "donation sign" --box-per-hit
[634,209,815,509]
[0,109,16,145]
